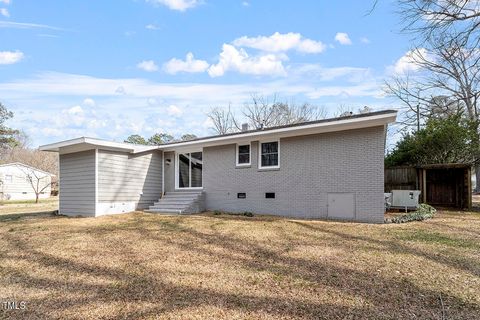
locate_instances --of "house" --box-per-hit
[39,110,397,223]
[0,163,55,201]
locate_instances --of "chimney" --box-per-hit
[241,123,249,132]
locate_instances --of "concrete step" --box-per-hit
[149,204,188,210]
[154,199,197,205]
[162,193,202,199]
[146,190,204,215]
[145,208,183,214]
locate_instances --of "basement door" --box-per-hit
[327,193,355,220]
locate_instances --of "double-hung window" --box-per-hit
[259,140,280,169]
[236,143,251,166]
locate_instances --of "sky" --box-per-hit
[0,0,416,147]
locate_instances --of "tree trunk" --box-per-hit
[35,193,39,204]
[475,165,480,193]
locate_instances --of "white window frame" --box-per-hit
[175,149,204,190]
[258,139,280,169]
[5,175,13,183]
[236,142,251,166]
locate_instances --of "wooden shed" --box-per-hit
[385,163,472,209]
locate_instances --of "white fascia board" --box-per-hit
[160,112,397,151]
[39,137,158,154]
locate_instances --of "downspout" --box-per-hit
[94,148,99,216]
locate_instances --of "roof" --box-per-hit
[39,137,159,154]
[40,110,397,154]
[0,162,56,176]
[417,163,472,169]
[159,109,397,151]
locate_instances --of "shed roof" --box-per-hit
[417,163,472,169]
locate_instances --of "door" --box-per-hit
[176,151,203,189]
[327,193,355,220]
[426,169,457,207]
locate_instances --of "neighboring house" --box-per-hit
[40,110,397,223]
[0,163,54,201]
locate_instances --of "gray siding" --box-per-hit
[59,150,96,216]
[97,150,163,209]
[203,126,385,223]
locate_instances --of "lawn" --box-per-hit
[0,206,479,319]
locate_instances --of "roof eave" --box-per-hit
[160,111,397,151]
[39,137,158,154]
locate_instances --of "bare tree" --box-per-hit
[16,165,52,203]
[207,95,327,134]
[385,36,480,126]
[206,104,240,135]
[334,104,355,117]
[386,0,480,187]
[242,94,327,129]
[398,0,480,42]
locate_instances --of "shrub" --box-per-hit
[385,204,436,224]
[242,211,254,217]
[213,210,222,215]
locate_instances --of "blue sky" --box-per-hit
[0,0,414,147]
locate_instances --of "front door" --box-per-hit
[177,151,203,189]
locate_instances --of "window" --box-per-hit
[177,151,203,189]
[237,193,246,199]
[265,192,275,199]
[236,143,251,166]
[5,175,12,183]
[259,141,280,169]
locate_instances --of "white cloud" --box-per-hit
[232,32,326,54]
[83,98,96,107]
[292,64,371,82]
[0,71,387,147]
[242,1,249,6]
[163,52,209,74]
[208,44,287,77]
[167,104,183,117]
[306,83,382,99]
[0,0,11,4]
[334,32,352,45]
[0,50,24,65]
[0,8,9,17]
[0,21,64,30]
[145,24,160,30]
[146,0,199,11]
[137,60,159,72]
[62,105,85,127]
[360,37,370,44]
[390,48,429,75]
[115,86,126,95]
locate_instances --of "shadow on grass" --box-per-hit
[0,211,58,222]
[291,221,480,278]
[1,214,479,319]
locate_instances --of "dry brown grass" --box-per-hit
[0,207,479,319]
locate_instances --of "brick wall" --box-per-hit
[203,126,385,223]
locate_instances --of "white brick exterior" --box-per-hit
[202,126,385,223]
